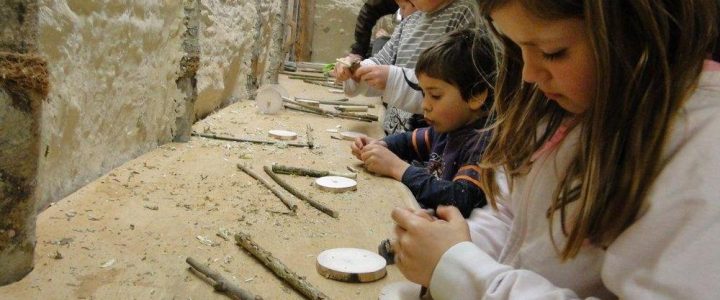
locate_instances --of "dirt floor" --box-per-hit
[0,75,415,299]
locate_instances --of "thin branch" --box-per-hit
[263,166,339,218]
[235,232,329,300]
[237,164,298,213]
[192,132,310,148]
[186,257,263,300]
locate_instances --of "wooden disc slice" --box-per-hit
[378,281,424,300]
[314,176,357,193]
[316,248,387,283]
[268,129,298,140]
[339,131,367,141]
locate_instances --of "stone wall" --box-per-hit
[26,0,286,211]
[311,0,364,63]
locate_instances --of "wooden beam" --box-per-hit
[294,0,314,62]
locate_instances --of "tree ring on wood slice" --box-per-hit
[268,129,298,140]
[339,131,367,141]
[316,248,387,283]
[378,281,424,300]
[314,176,357,193]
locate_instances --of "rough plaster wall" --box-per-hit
[35,1,186,209]
[0,88,37,285]
[311,0,364,62]
[194,0,280,118]
[0,0,38,53]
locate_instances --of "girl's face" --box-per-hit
[491,2,596,114]
[408,0,449,13]
[418,74,485,133]
[396,0,417,17]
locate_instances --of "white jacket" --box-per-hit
[429,69,720,299]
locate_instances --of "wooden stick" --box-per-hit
[236,164,298,213]
[283,104,374,123]
[271,164,356,179]
[235,232,330,300]
[295,97,349,103]
[282,99,376,122]
[186,257,263,300]
[296,98,373,108]
[335,105,368,112]
[302,80,342,89]
[288,76,328,81]
[192,132,310,148]
[263,166,340,218]
[305,125,314,149]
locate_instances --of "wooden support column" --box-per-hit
[293,0,315,62]
[0,0,46,286]
[174,0,200,142]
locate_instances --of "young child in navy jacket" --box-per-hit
[351,29,495,217]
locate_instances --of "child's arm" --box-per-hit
[401,164,486,218]
[382,66,424,113]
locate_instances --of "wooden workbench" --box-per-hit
[0,76,413,299]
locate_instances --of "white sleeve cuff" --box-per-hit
[429,241,512,299]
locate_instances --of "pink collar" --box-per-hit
[531,117,579,162]
[704,59,720,71]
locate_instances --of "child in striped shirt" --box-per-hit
[335,0,480,135]
[350,29,495,217]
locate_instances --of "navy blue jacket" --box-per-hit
[383,117,489,217]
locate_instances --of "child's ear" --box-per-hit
[468,90,488,111]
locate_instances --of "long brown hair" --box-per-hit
[478,0,719,259]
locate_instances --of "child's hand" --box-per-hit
[350,136,385,160]
[334,55,362,82]
[355,65,390,90]
[360,143,408,180]
[391,206,471,287]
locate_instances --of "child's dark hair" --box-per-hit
[409,28,496,105]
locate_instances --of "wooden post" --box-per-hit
[293,0,315,62]
[263,0,291,85]
[0,0,45,286]
[174,0,200,142]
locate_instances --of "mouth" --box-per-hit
[542,91,563,100]
[424,118,434,126]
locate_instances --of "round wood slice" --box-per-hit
[268,129,298,140]
[378,281,423,300]
[316,248,387,283]
[314,176,357,193]
[339,131,367,141]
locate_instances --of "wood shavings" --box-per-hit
[196,235,219,247]
[216,228,233,241]
[101,258,116,268]
[50,250,63,260]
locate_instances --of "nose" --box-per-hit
[421,95,432,113]
[521,52,548,84]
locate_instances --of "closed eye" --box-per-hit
[542,49,567,61]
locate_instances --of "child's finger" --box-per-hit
[354,66,371,78]
[391,207,429,232]
[435,205,464,224]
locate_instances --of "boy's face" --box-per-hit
[418,74,485,133]
[408,0,450,13]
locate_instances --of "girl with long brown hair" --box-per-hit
[390,0,720,298]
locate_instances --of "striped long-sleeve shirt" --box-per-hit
[344,0,480,134]
[369,0,479,68]
[382,116,489,217]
